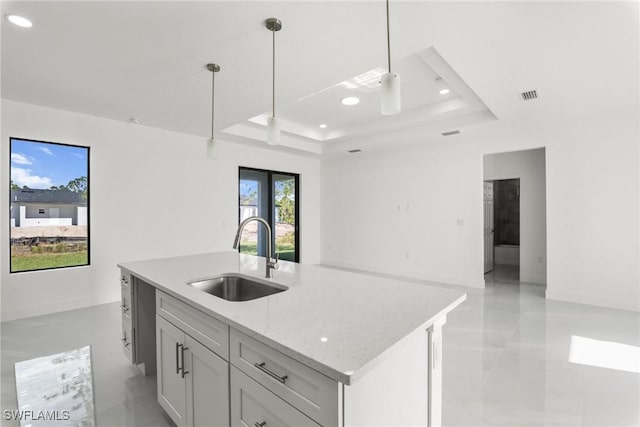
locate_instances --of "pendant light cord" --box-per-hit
[272,28,276,118]
[211,69,215,139]
[386,0,391,74]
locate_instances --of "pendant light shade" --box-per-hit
[206,63,220,159]
[381,72,401,115]
[381,0,401,115]
[266,18,282,145]
[267,116,281,145]
[206,137,216,158]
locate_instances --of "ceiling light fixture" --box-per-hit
[341,97,360,106]
[319,124,327,129]
[266,18,282,146]
[206,63,221,159]
[5,14,32,28]
[380,0,400,115]
[436,76,450,95]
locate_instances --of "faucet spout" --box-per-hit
[233,216,279,278]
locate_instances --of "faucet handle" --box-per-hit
[271,253,280,270]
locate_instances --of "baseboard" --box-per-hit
[546,289,640,312]
[317,260,485,289]
[520,274,546,285]
[0,295,110,322]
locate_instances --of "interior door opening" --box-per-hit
[482,148,547,287]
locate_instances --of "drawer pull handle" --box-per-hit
[176,343,181,374]
[181,346,189,378]
[255,422,266,427]
[254,362,288,384]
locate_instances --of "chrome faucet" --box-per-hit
[233,216,279,278]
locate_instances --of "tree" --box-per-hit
[10,180,19,190]
[66,176,88,199]
[275,180,295,225]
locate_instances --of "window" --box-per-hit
[10,138,90,273]
[238,167,299,262]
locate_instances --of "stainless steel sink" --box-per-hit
[187,274,287,301]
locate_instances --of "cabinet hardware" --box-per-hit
[176,343,182,374]
[120,304,129,313]
[181,346,189,378]
[254,362,288,384]
[255,422,266,427]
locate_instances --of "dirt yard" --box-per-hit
[10,226,88,239]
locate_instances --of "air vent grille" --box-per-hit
[521,89,538,101]
[441,130,460,136]
[348,149,362,153]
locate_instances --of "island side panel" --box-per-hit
[427,315,446,427]
[343,324,430,426]
[133,276,157,375]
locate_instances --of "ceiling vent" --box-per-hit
[441,130,460,136]
[520,89,538,101]
[348,149,362,153]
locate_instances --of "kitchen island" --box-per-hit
[118,252,466,427]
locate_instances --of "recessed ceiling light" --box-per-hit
[5,14,32,28]
[341,97,360,106]
[439,88,450,95]
[319,124,327,129]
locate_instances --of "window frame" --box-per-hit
[9,137,91,273]
[238,166,300,263]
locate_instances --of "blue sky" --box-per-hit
[10,139,88,189]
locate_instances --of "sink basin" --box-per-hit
[187,274,287,301]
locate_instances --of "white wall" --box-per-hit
[484,148,546,284]
[321,108,639,312]
[1,100,321,321]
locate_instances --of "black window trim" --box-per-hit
[238,166,300,263]
[9,137,91,273]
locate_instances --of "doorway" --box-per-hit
[238,167,300,262]
[483,148,547,286]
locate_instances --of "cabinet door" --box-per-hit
[156,315,187,427]
[184,335,229,427]
[230,367,320,427]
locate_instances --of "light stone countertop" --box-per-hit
[118,251,466,385]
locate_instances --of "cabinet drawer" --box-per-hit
[121,322,134,362]
[231,367,320,427]
[156,291,229,360]
[121,284,133,323]
[230,329,338,427]
[121,271,132,296]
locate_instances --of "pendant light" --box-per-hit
[206,63,220,159]
[380,0,401,115]
[266,18,282,145]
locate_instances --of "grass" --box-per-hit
[11,251,88,272]
[239,242,296,261]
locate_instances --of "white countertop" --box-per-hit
[118,252,466,385]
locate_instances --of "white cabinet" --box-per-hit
[156,315,229,427]
[231,366,320,427]
[230,329,339,427]
[157,315,187,425]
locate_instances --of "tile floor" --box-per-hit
[1,265,639,426]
